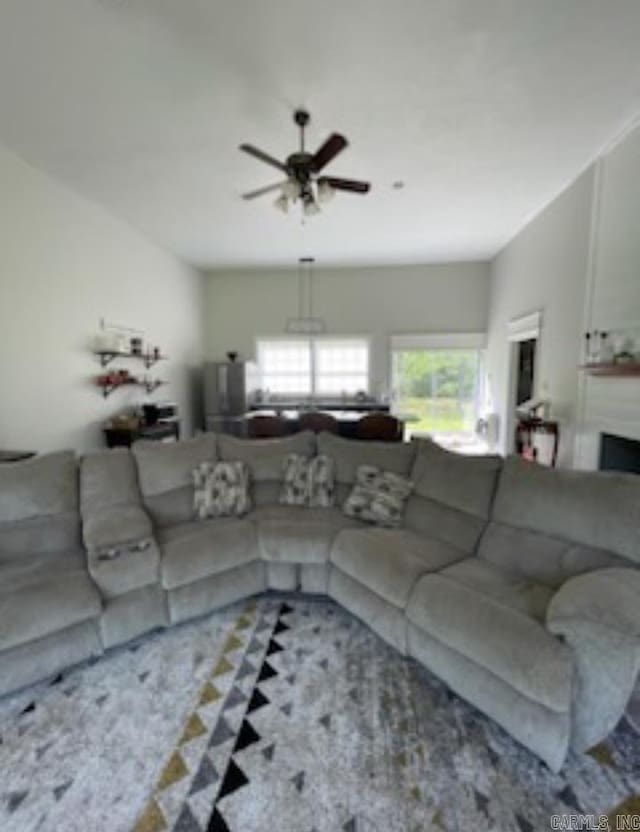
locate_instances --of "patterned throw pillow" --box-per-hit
[343,464,413,526]
[280,454,335,508]
[193,461,251,519]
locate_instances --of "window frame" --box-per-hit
[255,335,372,399]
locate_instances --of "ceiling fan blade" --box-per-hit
[239,143,289,174]
[311,134,348,172]
[242,181,287,200]
[321,176,371,194]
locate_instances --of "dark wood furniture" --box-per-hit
[242,409,406,440]
[246,414,288,439]
[354,412,403,442]
[297,411,340,434]
[104,420,180,448]
[515,417,559,467]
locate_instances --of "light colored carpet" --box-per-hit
[0,596,638,832]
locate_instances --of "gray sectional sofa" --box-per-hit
[1,431,639,773]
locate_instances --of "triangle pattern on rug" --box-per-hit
[266,639,283,656]
[173,803,202,832]
[199,683,222,707]
[222,686,248,711]
[134,798,167,832]
[246,688,270,714]
[256,660,277,683]
[189,755,219,796]
[158,751,189,791]
[235,657,257,680]
[208,717,236,748]
[212,657,234,678]
[217,759,249,800]
[181,713,208,745]
[233,719,260,753]
[206,807,231,832]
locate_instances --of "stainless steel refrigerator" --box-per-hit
[203,360,258,436]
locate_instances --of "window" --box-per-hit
[391,334,486,452]
[256,339,312,396]
[314,339,369,395]
[256,337,369,397]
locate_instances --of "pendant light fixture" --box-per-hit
[285,257,327,334]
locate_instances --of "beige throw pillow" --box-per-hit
[193,461,251,519]
[343,464,413,526]
[280,454,335,508]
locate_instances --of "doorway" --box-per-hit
[506,311,542,454]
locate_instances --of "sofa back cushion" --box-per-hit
[0,451,80,555]
[491,456,640,567]
[80,448,142,514]
[317,432,416,505]
[132,434,217,526]
[403,438,501,553]
[218,432,316,505]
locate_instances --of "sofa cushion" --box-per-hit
[218,432,316,482]
[406,573,572,713]
[0,451,80,555]
[439,558,554,622]
[343,465,413,527]
[317,432,416,491]
[0,552,101,651]
[80,448,142,513]
[477,521,628,590]
[159,517,259,590]
[133,435,217,526]
[402,439,500,554]
[253,505,360,564]
[410,438,502,519]
[330,527,465,609]
[403,495,487,555]
[493,455,640,565]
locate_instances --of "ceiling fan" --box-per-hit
[239,109,371,216]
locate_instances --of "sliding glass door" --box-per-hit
[392,344,485,450]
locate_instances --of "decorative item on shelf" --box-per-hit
[580,326,640,377]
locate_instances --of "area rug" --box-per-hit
[0,597,638,832]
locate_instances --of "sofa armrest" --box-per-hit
[547,567,640,643]
[547,568,640,751]
[83,505,153,555]
[82,505,160,599]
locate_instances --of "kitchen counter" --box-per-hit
[248,401,390,413]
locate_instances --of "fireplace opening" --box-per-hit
[599,433,640,475]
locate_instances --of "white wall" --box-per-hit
[575,124,640,467]
[204,263,491,395]
[485,168,595,466]
[0,145,205,454]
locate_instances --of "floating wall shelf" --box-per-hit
[580,363,640,378]
[94,350,167,369]
[97,379,166,399]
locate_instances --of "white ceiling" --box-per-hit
[0,0,639,269]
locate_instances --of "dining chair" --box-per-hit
[354,412,403,442]
[246,414,288,438]
[298,411,340,434]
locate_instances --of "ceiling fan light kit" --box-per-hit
[240,110,371,217]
